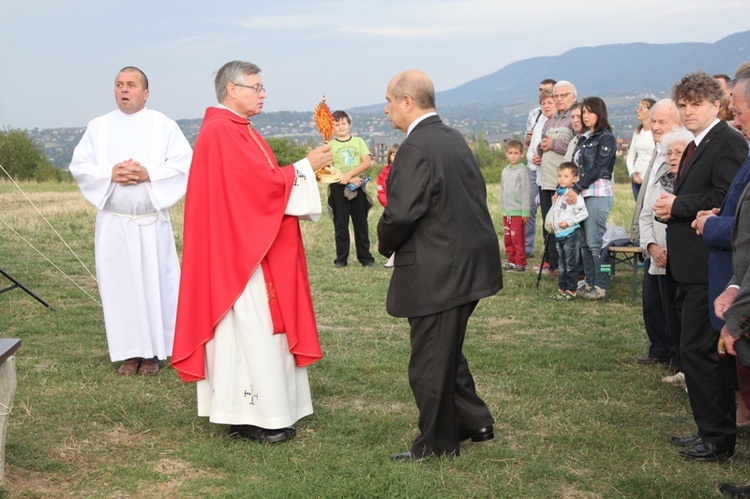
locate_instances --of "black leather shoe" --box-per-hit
[390,451,426,463]
[334,262,347,268]
[679,442,734,461]
[228,425,296,444]
[669,434,702,447]
[717,482,750,497]
[459,425,494,442]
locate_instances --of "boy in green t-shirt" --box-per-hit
[328,110,375,267]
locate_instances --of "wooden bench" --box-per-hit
[0,338,21,483]
[603,246,643,302]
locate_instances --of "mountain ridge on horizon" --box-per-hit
[352,29,750,114]
[26,30,750,167]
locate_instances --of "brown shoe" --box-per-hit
[118,358,142,376]
[139,358,160,376]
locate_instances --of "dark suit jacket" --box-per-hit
[703,153,750,329]
[377,115,503,318]
[667,121,746,283]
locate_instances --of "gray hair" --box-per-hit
[553,80,577,98]
[733,69,750,102]
[215,61,261,102]
[660,128,694,152]
[650,98,680,122]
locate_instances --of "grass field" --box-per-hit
[1,179,749,498]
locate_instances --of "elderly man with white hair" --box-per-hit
[536,80,576,275]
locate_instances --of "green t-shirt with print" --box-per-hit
[329,136,371,174]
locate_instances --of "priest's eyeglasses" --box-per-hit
[235,83,266,93]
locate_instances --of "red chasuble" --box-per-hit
[171,107,322,382]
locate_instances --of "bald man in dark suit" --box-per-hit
[379,70,502,462]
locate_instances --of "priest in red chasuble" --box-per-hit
[172,60,332,444]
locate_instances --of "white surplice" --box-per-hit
[69,108,192,361]
[197,160,322,428]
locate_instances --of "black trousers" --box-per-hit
[408,301,494,458]
[539,188,559,271]
[642,262,678,364]
[328,184,373,265]
[664,268,736,450]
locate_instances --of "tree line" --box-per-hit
[0,128,69,182]
[3,127,565,185]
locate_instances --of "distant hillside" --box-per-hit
[436,30,750,107]
[29,31,750,167]
[352,30,750,133]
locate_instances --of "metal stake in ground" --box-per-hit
[0,267,54,310]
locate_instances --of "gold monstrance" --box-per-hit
[313,96,342,183]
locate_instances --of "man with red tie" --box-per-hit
[654,71,748,461]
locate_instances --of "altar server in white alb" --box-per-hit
[69,66,192,376]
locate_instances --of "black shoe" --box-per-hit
[334,261,347,268]
[717,482,750,497]
[228,425,296,444]
[679,441,734,461]
[390,451,426,463]
[459,425,494,442]
[669,434,702,447]
[361,261,375,267]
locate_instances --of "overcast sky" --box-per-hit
[2,0,749,129]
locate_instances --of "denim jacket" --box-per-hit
[572,128,616,194]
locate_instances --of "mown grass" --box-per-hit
[1,179,749,498]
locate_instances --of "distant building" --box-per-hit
[371,142,390,166]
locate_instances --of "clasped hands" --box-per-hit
[112,159,149,186]
[691,207,720,236]
[652,193,676,221]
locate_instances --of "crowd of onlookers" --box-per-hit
[505,79,620,301]
[501,65,750,496]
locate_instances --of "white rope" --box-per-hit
[0,217,101,306]
[0,163,101,306]
[0,163,97,281]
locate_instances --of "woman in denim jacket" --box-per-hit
[567,97,616,300]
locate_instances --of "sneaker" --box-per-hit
[661,371,685,385]
[565,290,577,300]
[577,284,595,298]
[581,285,606,300]
[550,290,574,301]
[502,262,517,271]
[592,285,606,300]
[550,290,567,301]
[577,279,587,290]
[515,266,526,272]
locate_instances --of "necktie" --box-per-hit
[677,141,697,183]
[681,141,697,171]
